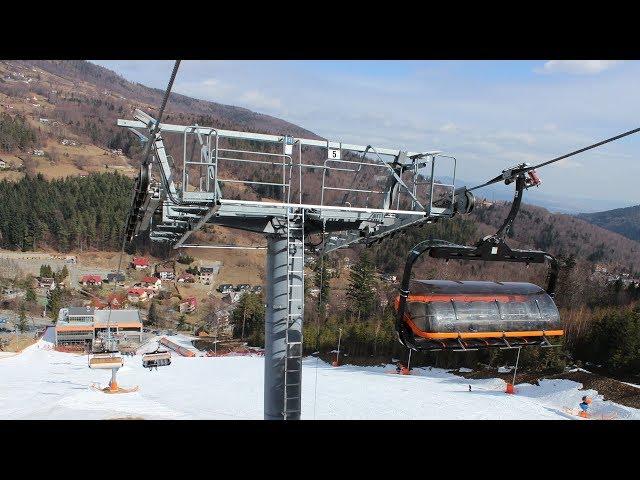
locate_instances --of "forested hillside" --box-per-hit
[0,172,132,252]
[473,201,640,273]
[0,113,36,152]
[579,204,640,243]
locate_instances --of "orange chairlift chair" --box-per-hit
[395,173,564,352]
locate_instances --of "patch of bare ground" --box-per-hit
[453,368,640,409]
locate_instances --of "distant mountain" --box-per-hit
[441,175,630,214]
[578,205,640,243]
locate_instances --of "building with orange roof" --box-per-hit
[55,306,142,346]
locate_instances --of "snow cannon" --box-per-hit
[395,238,563,352]
[505,383,516,394]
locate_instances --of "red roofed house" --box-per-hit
[142,276,162,289]
[127,287,148,303]
[80,274,103,286]
[131,257,150,270]
[90,298,107,309]
[179,296,198,314]
[106,293,125,308]
[176,272,196,283]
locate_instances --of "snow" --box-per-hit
[1,328,638,420]
[622,382,640,389]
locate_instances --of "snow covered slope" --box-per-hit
[1,329,638,420]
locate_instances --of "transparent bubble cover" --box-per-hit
[405,280,561,334]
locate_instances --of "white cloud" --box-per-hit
[238,90,282,112]
[536,60,620,75]
[440,122,458,133]
[556,158,583,169]
[91,60,640,207]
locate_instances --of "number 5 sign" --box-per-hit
[328,148,341,160]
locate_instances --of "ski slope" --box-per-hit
[1,329,638,420]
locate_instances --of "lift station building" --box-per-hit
[55,306,143,346]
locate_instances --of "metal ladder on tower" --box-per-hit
[283,140,304,419]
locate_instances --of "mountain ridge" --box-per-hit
[578,204,640,243]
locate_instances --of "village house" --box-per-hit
[32,149,45,156]
[127,287,148,303]
[106,293,125,309]
[131,257,150,270]
[179,297,198,314]
[106,272,126,285]
[80,274,103,286]
[223,291,242,304]
[155,265,175,280]
[90,298,107,309]
[142,276,162,290]
[0,159,7,169]
[37,277,56,291]
[145,288,158,300]
[215,308,231,323]
[176,272,196,283]
[199,265,219,285]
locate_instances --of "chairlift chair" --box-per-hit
[89,333,123,368]
[142,345,171,370]
[395,173,564,352]
[89,353,124,369]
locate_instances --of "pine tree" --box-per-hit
[147,300,159,326]
[39,264,53,278]
[231,292,265,344]
[313,256,331,315]
[57,265,69,282]
[25,285,37,303]
[47,288,62,320]
[346,251,378,321]
[18,304,28,333]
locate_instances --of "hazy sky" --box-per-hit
[93,60,640,209]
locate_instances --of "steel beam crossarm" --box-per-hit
[367,146,425,211]
[173,204,221,249]
[117,118,439,160]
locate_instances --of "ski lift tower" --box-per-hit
[118,109,475,419]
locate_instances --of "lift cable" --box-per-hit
[105,60,182,346]
[467,126,640,192]
[141,60,181,166]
